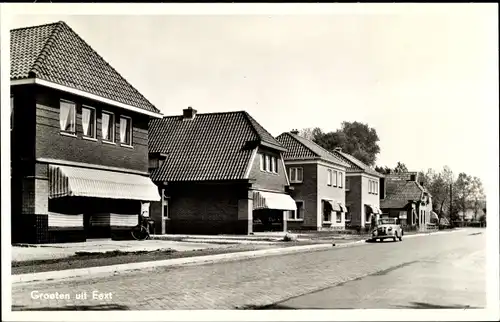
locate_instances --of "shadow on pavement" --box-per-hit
[240,302,482,310]
[12,304,129,311]
[394,302,482,309]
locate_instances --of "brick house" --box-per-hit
[330,148,384,229]
[276,131,349,231]
[379,171,433,231]
[148,108,296,235]
[10,21,162,243]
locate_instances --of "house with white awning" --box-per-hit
[148,108,296,235]
[10,21,162,243]
[330,148,385,230]
[276,131,349,231]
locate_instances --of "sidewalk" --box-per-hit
[12,239,233,263]
[11,229,463,285]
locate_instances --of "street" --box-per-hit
[11,228,485,310]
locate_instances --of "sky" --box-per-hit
[4,4,498,188]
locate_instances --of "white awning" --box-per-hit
[253,191,297,211]
[49,165,161,201]
[366,204,382,214]
[338,203,347,213]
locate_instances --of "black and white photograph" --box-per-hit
[1,3,498,321]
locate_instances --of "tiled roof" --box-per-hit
[332,150,383,177]
[10,21,160,114]
[276,132,349,167]
[148,111,286,182]
[380,180,424,209]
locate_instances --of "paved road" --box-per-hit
[11,228,485,310]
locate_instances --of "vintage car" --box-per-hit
[370,218,403,242]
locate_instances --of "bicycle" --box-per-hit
[131,214,151,241]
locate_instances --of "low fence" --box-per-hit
[452,221,486,228]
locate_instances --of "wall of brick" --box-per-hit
[361,174,381,227]
[285,163,318,230]
[163,183,250,235]
[249,146,289,192]
[346,174,362,227]
[317,163,346,229]
[35,86,150,172]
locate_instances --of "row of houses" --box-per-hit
[9,21,435,244]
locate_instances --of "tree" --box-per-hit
[470,176,486,221]
[394,162,408,173]
[375,165,391,175]
[307,121,381,166]
[452,172,474,221]
[420,166,454,221]
[298,127,322,141]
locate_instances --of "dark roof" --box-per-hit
[331,150,383,177]
[148,111,286,182]
[10,21,160,114]
[276,132,349,167]
[380,180,424,209]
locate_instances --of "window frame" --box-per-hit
[327,169,332,186]
[336,211,342,223]
[162,191,170,219]
[288,200,305,221]
[322,200,332,223]
[260,154,265,171]
[333,170,338,187]
[119,115,133,147]
[59,99,77,136]
[338,172,343,188]
[289,167,303,183]
[81,105,97,140]
[101,110,115,144]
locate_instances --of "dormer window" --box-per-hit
[149,153,167,172]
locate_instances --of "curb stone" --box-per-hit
[11,228,463,285]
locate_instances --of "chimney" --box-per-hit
[290,129,299,135]
[334,147,342,152]
[182,106,197,120]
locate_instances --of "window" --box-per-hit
[148,158,159,171]
[102,111,115,142]
[260,153,279,174]
[375,181,378,194]
[336,211,342,223]
[345,177,351,191]
[338,172,343,188]
[322,200,332,223]
[289,167,303,183]
[120,116,132,146]
[60,100,76,134]
[332,170,337,187]
[327,169,332,186]
[288,201,304,220]
[162,191,169,219]
[10,95,14,130]
[82,106,96,138]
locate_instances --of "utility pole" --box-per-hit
[449,183,453,226]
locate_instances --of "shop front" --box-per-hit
[45,164,160,242]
